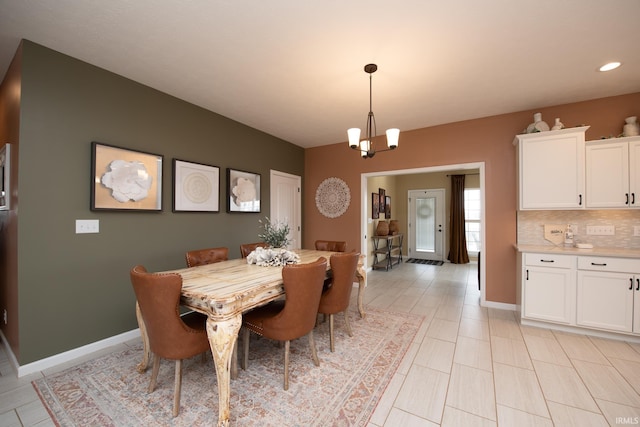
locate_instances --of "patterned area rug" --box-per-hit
[33,306,422,427]
[405,258,444,266]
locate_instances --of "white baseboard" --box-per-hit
[1,328,141,378]
[481,300,516,312]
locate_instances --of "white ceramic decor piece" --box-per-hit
[623,116,639,137]
[526,112,550,133]
[551,118,565,130]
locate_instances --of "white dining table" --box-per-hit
[135,249,366,426]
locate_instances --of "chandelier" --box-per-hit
[348,64,399,158]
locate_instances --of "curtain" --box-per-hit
[448,174,469,264]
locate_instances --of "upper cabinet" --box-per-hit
[514,126,589,210]
[585,136,640,208]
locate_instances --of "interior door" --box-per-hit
[270,170,301,249]
[408,189,445,261]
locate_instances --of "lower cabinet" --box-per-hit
[522,253,576,324]
[576,257,640,334]
[520,252,640,337]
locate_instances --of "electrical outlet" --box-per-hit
[76,219,99,234]
[586,225,615,236]
[3,309,7,325]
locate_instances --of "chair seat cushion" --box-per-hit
[242,300,285,336]
[180,311,207,331]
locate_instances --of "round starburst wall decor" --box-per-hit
[315,177,350,218]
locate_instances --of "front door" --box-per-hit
[270,170,301,249]
[408,189,445,261]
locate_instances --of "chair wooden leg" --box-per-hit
[309,330,320,366]
[173,359,182,417]
[284,340,290,390]
[242,328,250,370]
[329,314,335,352]
[344,310,353,337]
[149,355,160,393]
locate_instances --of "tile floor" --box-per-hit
[1,261,640,426]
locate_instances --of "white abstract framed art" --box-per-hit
[172,159,220,212]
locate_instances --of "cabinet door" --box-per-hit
[517,129,586,209]
[577,271,633,332]
[629,140,640,208]
[585,141,629,208]
[634,276,640,334]
[524,266,575,324]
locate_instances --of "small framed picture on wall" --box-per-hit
[372,193,379,219]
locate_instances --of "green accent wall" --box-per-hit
[13,41,303,364]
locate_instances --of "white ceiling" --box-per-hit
[1,0,639,148]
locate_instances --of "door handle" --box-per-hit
[637,278,639,291]
[626,193,630,205]
[579,194,582,205]
[630,278,634,291]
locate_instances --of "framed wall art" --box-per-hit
[227,168,260,213]
[0,143,10,210]
[91,141,163,211]
[371,192,379,219]
[173,159,220,212]
[378,188,386,213]
[385,195,391,217]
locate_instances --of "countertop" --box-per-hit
[515,244,640,259]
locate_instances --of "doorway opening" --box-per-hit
[360,162,485,304]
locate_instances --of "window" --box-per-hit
[464,188,481,255]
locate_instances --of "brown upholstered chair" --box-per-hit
[241,257,328,390]
[239,242,268,258]
[130,265,211,417]
[314,240,347,252]
[185,246,229,267]
[318,252,360,352]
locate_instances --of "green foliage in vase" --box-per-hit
[257,217,291,248]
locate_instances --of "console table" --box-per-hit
[372,234,403,270]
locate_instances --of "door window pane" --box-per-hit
[416,197,435,252]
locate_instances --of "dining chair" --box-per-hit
[130,265,211,417]
[185,246,229,267]
[317,251,360,352]
[314,240,347,252]
[239,242,268,258]
[241,257,328,390]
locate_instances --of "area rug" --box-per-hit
[405,258,444,266]
[33,306,422,427]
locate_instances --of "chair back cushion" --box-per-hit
[240,242,268,258]
[185,247,229,267]
[318,252,360,315]
[261,257,328,341]
[314,240,347,252]
[130,265,209,360]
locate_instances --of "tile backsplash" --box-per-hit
[517,210,640,249]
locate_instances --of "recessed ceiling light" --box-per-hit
[599,62,621,72]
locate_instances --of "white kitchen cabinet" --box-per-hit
[522,253,576,324]
[514,126,589,210]
[576,256,640,334]
[585,136,640,208]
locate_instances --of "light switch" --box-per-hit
[76,219,99,234]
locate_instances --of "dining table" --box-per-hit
[135,249,366,427]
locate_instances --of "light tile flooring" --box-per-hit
[1,261,640,426]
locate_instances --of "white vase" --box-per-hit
[623,116,639,137]
[526,112,550,133]
[551,118,564,131]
